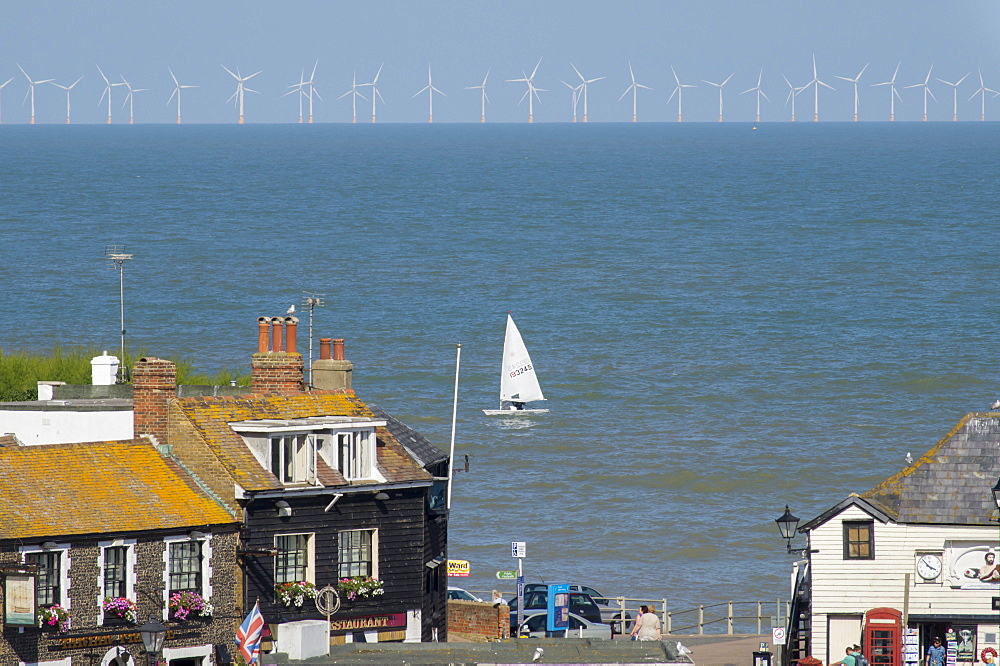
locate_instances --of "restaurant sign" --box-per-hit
[53,630,177,650]
[329,613,406,632]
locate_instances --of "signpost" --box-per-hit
[496,571,516,580]
[512,541,526,633]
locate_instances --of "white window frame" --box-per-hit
[274,533,315,584]
[268,432,316,484]
[337,428,375,481]
[162,534,213,618]
[20,544,71,610]
[337,529,379,579]
[96,539,137,626]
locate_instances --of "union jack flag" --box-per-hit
[235,601,265,664]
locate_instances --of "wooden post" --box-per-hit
[728,601,734,634]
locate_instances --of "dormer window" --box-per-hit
[338,430,373,480]
[270,434,316,484]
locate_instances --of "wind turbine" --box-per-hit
[305,61,321,123]
[571,64,604,123]
[871,62,902,121]
[666,66,696,122]
[284,69,307,123]
[0,77,13,124]
[800,55,835,122]
[338,71,367,124]
[361,63,385,123]
[167,67,198,124]
[50,76,83,124]
[97,65,124,124]
[120,76,148,125]
[739,69,769,123]
[782,74,804,122]
[18,64,53,124]
[412,65,445,123]
[561,80,582,122]
[464,69,490,123]
[968,69,999,122]
[222,65,261,124]
[904,65,936,121]
[619,61,651,122]
[835,63,868,122]
[507,59,544,123]
[935,72,968,121]
[701,72,735,122]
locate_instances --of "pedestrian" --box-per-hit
[835,646,857,666]
[631,605,648,640]
[492,590,506,606]
[854,644,870,666]
[636,603,662,641]
[926,637,946,666]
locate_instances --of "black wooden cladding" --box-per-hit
[242,487,445,628]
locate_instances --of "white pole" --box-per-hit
[118,264,126,366]
[446,343,461,509]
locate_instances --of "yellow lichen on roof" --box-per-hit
[0,439,236,541]
[175,391,376,491]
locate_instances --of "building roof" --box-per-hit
[0,439,237,541]
[859,413,1000,526]
[369,403,448,468]
[174,390,434,493]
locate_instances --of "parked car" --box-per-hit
[517,583,631,634]
[506,589,603,625]
[447,586,484,602]
[512,610,613,639]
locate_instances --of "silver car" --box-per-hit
[514,610,613,639]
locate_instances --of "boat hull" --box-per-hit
[483,408,549,416]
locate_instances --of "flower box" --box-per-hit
[37,605,71,633]
[337,577,384,601]
[168,591,213,621]
[275,581,317,608]
[102,597,138,624]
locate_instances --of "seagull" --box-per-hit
[991,399,1000,410]
[677,641,693,656]
[532,646,544,662]
[286,304,295,315]
[905,452,913,464]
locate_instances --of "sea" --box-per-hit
[1,122,999,616]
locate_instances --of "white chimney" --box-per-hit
[91,351,120,386]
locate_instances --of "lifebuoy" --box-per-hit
[981,647,998,664]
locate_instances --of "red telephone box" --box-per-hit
[864,608,903,666]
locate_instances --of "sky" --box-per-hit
[2,1,1000,124]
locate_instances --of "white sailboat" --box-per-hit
[483,315,548,415]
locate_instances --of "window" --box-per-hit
[275,534,312,584]
[25,552,61,606]
[169,541,203,593]
[104,546,128,598]
[270,434,315,483]
[843,521,874,559]
[338,530,376,578]
[338,430,373,480]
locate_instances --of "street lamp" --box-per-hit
[775,505,810,555]
[138,615,168,666]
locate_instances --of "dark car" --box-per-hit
[507,589,603,625]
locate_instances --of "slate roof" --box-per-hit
[860,413,1000,526]
[0,439,237,541]
[368,404,448,468]
[174,391,434,493]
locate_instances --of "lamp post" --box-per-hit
[775,505,811,556]
[138,615,168,666]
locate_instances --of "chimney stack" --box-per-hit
[313,338,353,391]
[251,316,305,393]
[133,357,177,446]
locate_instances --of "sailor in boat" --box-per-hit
[503,401,526,411]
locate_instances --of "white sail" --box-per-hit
[499,315,545,404]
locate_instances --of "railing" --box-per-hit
[466,590,789,636]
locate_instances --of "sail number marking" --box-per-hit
[509,363,533,378]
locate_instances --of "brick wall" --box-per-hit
[133,357,178,446]
[250,352,304,393]
[447,601,509,641]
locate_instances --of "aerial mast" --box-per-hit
[105,245,133,381]
[302,293,325,387]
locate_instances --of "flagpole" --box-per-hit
[446,343,461,509]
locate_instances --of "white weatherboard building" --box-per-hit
[786,413,1000,666]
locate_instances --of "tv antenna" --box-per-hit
[105,245,133,377]
[302,293,325,387]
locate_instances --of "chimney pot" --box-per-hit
[271,317,283,352]
[333,339,345,361]
[319,338,332,360]
[285,316,298,354]
[257,317,270,353]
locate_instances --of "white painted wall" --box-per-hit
[807,504,1000,661]
[0,409,132,445]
